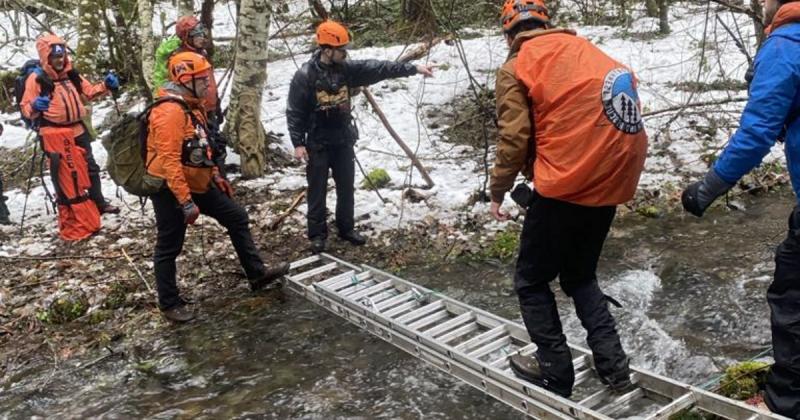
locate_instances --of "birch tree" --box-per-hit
[76,0,102,73]
[225,0,270,178]
[138,0,155,91]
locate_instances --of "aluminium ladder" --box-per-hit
[283,253,785,420]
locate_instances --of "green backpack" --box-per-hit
[152,36,183,95]
[103,97,193,196]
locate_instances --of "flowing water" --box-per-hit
[1,188,794,419]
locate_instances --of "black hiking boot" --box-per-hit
[601,370,636,394]
[310,237,326,254]
[249,262,290,291]
[509,353,572,398]
[339,230,366,246]
[161,304,195,323]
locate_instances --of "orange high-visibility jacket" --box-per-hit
[20,34,109,138]
[514,30,648,206]
[146,88,216,204]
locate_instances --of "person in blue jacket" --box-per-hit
[681,0,800,415]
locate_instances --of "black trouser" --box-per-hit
[151,186,266,310]
[0,174,9,223]
[74,131,107,208]
[306,143,355,240]
[765,205,800,418]
[514,192,629,393]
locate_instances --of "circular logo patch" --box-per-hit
[601,68,643,134]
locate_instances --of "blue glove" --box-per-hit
[104,73,120,90]
[33,96,50,112]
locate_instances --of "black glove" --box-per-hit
[681,170,734,217]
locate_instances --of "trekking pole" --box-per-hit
[19,141,39,234]
[354,155,386,205]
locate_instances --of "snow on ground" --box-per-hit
[0,3,787,255]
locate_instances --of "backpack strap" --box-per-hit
[66,69,84,96]
[138,96,201,164]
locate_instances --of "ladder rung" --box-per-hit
[455,325,506,352]
[578,388,612,408]
[315,270,358,289]
[340,279,378,297]
[366,290,399,306]
[645,393,694,419]
[329,272,373,291]
[396,300,445,323]
[468,335,512,359]
[598,388,643,415]
[490,355,509,369]
[289,254,321,270]
[574,368,595,386]
[516,343,537,356]
[291,262,338,282]
[573,354,590,370]
[375,290,413,311]
[425,312,474,338]
[382,300,420,318]
[438,322,480,344]
[346,280,395,300]
[407,310,451,331]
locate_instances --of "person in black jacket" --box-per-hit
[287,20,433,253]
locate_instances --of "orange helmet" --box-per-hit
[316,20,350,47]
[168,51,211,83]
[500,0,549,33]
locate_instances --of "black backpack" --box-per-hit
[13,59,83,129]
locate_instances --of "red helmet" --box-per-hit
[500,0,550,34]
[316,20,350,47]
[176,16,201,41]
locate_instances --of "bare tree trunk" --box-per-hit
[751,0,765,46]
[138,0,155,92]
[177,0,194,17]
[200,0,215,58]
[225,0,270,178]
[645,0,658,17]
[658,0,670,34]
[76,0,102,74]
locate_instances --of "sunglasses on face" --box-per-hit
[189,24,207,38]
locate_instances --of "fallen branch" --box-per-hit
[0,251,147,261]
[121,247,154,295]
[268,190,306,231]
[643,97,748,117]
[362,89,436,189]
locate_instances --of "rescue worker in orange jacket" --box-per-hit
[174,15,227,174]
[147,52,289,322]
[20,34,120,215]
[489,0,647,398]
